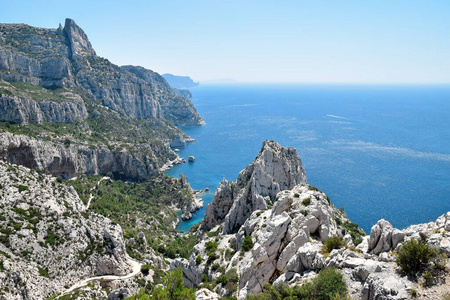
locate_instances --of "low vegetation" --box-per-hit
[395,239,446,277]
[242,235,254,252]
[322,236,345,254]
[125,268,195,300]
[66,174,196,260]
[301,197,311,206]
[246,267,348,300]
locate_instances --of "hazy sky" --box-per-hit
[2,1,449,83]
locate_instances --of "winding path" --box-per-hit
[56,258,143,298]
[86,176,109,209]
[56,176,146,298]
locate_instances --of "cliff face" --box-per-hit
[0,131,161,180]
[0,19,204,126]
[201,140,306,233]
[0,160,131,299]
[0,18,202,180]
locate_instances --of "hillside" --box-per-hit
[0,18,203,181]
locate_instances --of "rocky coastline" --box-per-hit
[171,141,450,300]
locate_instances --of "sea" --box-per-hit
[166,84,450,234]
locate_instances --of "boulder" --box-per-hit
[196,288,220,300]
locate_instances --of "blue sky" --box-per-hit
[2,1,449,83]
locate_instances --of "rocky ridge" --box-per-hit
[0,18,203,181]
[201,140,306,234]
[0,160,133,299]
[172,141,450,300]
[0,19,204,126]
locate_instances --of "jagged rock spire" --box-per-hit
[63,18,96,58]
[201,140,307,233]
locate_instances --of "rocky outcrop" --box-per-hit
[368,219,405,255]
[0,160,132,299]
[201,140,306,234]
[170,134,195,148]
[0,19,204,126]
[63,18,96,58]
[195,288,220,300]
[0,131,160,180]
[178,173,204,214]
[173,141,450,300]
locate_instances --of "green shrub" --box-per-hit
[300,209,308,216]
[216,274,229,286]
[141,264,151,275]
[294,193,300,198]
[45,231,58,246]
[302,197,311,206]
[340,220,365,246]
[205,241,218,252]
[64,138,71,147]
[323,237,345,253]
[422,271,433,287]
[395,239,439,276]
[211,263,220,271]
[18,185,28,192]
[308,186,319,192]
[241,235,254,252]
[195,255,202,265]
[129,267,195,300]
[315,267,348,299]
[246,267,347,300]
[207,252,219,264]
[201,273,209,282]
[38,267,50,278]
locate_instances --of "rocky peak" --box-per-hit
[201,140,306,234]
[63,18,96,58]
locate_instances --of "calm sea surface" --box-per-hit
[166,84,450,233]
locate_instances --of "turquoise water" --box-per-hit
[166,84,450,233]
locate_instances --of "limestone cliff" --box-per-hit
[0,18,203,180]
[201,140,306,233]
[0,131,161,180]
[0,160,132,299]
[0,19,204,126]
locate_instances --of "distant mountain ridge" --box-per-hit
[162,73,199,89]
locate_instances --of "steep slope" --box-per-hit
[0,19,203,126]
[0,18,203,180]
[172,141,450,300]
[0,161,132,299]
[201,140,306,233]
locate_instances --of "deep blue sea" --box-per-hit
[166,84,450,233]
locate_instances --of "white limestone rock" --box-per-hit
[202,140,306,233]
[0,161,131,299]
[196,288,220,300]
